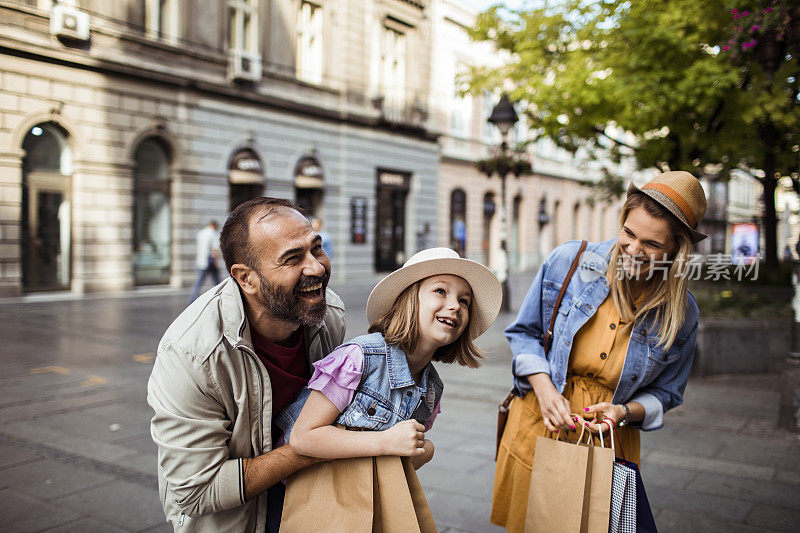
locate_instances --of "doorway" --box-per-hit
[21,123,72,292]
[375,170,410,272]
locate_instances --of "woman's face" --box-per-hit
[618,206,676,280]
[416,274,471,351]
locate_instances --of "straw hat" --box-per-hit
[366,248,502,338]
[627,171,708,243]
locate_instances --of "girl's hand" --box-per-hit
[529,373,575,432]
[582,402,625,434]
[411,439,434,470]
[380,419,426,457]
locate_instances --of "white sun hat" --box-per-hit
[366,247,502,338]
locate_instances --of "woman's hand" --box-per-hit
[529,373,575,432]
[582,402,625,434]
[380,419,426,457]
[411,439,434,470]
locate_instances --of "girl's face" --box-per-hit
[618,205,675,280]
[417,274,472,351]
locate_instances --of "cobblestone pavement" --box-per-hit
[0,273,798,532]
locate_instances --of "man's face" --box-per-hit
[249,208,331,326]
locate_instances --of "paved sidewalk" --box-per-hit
[0,272,798,532]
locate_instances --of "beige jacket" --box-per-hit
[147,277,346,531]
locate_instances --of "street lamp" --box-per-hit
[486,94,519,312]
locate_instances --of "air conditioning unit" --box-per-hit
[50,4,90,42]
[228,50,262,82]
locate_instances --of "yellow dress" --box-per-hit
[490,294,641,532]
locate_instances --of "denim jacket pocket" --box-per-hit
[347,391,393,430]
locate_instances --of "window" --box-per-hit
[380,26,406,117]
[450,189,467,257]
[450,63,472,137]
[297,1,323,84]
[482,92,501,145]
[145,0,179,43]
[228,0,259,54]
[133,139,171,286]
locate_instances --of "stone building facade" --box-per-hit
[0,0,437,297]
[429,0,624,275]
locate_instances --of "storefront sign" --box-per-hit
[295,156,324,189]
[731,223,759,264]
[229,149,263,184]
[351,196,367,244]
[377,171,410,189]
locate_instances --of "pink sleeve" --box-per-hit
[424,400,442,431]
[307,344,364,412]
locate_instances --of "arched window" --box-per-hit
[511,194,522,267]
[21,123,72,291]
[450,189,466,256]
[482,192,496,267]
[572,202,581,240]
[133,138,171,285]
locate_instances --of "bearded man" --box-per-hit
[147,198,345,532]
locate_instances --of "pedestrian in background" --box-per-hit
[491,171,707,532]
[188,220,222,303]
[311,217,333,260]
[277,247,502,531]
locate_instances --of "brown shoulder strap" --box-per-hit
[542,240,587,355]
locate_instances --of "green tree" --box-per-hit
[468,0,800,267]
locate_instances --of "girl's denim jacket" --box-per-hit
[277,332,444,440]
[507,239,698,431]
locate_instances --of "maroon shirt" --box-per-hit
[250,326,309,445]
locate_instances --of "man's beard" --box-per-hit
[257,270,329,327]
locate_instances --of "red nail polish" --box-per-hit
[584,408,590,411]
[570,425,575,430]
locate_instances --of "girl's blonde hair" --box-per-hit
[368,279,483,368]
[608,191,693,350]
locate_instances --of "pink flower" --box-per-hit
[765,7,772,13]
[731,8,738,14]
[733,13,740,18]
[742,10,750,16]
[723,45,731,51]
[751,25,760,33]
[741,40,757,50]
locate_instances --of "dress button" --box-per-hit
[600,352,607,360]
[587,372,594,378]
[406,391,413,397]
[610,323,617,330]
[631,374,638,382]
[367,407,376,416]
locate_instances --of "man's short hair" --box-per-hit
[220,197,305,272]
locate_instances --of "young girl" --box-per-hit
[277,247,501,532]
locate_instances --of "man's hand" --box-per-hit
[411,439,434,470]
[242,445,318,501]
[379,419,426,457]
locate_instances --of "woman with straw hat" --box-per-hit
[491,171,707,532]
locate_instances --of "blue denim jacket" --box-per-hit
[277,332,444,440]
[506,239,698,431]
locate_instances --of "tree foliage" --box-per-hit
[468,0,800,264]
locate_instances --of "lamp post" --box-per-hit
[486,94,519,312]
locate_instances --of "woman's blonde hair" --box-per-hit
[608,191,693,350]
[368,279,483,368]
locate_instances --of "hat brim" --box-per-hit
[366,257,502,339]
[627,183,707,243]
